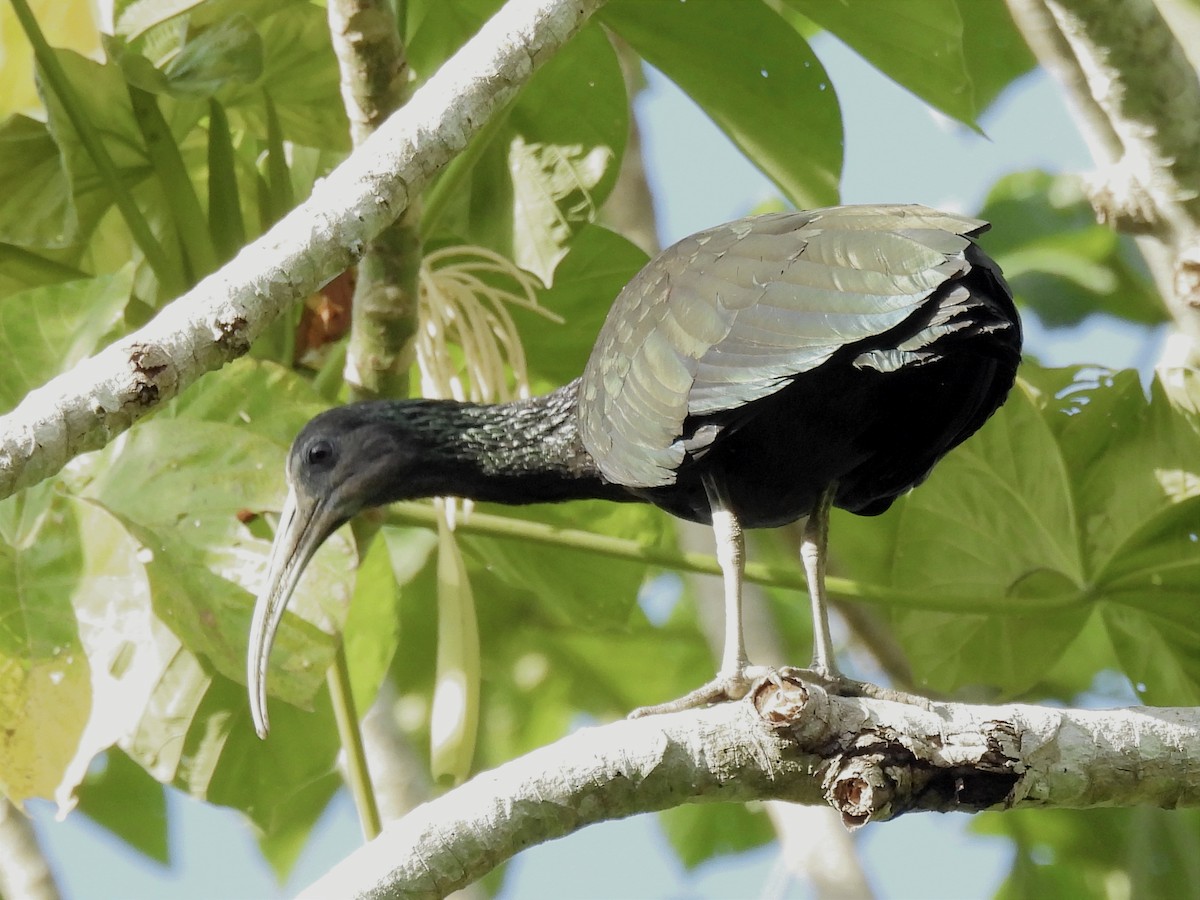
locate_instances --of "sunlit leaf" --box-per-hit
[0,267,132,412]
[515,224,649,388]
[435,22,627,284]
[959,0,1037,113]
[832,365,1200,702]
[218,3,349,150]
[76,749,169,863]
[163,14,263,97]
[0,485,89,805]
[0,0,101,119]
[659,803,774,869]
[0,115,75,251]
[785,0,978,128]
[604,0,841,208]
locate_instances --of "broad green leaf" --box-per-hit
[75,749,169,864]
[404,0,501,82]
[885,382,1087,693]
[980,171,1165,326]
[982,808,1200,900]
[785,0,978,128]
[169,356,329,445]
[436,22,627,284]
[516,224,649,387]
[87,361,355,707]
[343,532,409,717]
[202,673,341,837]
[603,0,841,208]
[40,50,155,246]
[0,244,86,297]
[659,803,774,869]
[0,115,75,250]
[0,0,102,119]
[219,3,349,151]
[163,14,263,97]
[460,501,668,630]
[0,267,132,412]
[830,366,1200,702]
[959,0,1037,112]
[255,770,343,878]
[0,487,90,804]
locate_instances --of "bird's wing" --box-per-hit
[579,205,989,488]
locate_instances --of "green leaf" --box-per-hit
[979,170,1165,326]
[0,115,76,251]
[958,0,1037,113]
[982,808,1200,900]
[831,365,1200,702]
[434,22,628,284]
[163,14,263,98]
[76,749,169,864]
[659,803,774,869]
[0,267,132,413]
[219,3,349,151]
[0,486,90,804]
[40,50,155,239]
[343,532,408,718]
[461,501,667,630]
[0,244,86,297]
[404,0,502,82]
[884,382,1087,693]
[86,361,354,708]
[604,0,841,208]
[515,224,649,387]
[785,0,979,128]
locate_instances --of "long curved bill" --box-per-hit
[247,485,334,739]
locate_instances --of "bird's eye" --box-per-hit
[306,439,334,466]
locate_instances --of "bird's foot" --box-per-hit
[628,665,773,718]
[776,666,934,710]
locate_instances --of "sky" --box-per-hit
[25,26,1123,900]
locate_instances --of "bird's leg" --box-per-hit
[711,486,749,679]
[629,476,768,718]
[800,481,839,678]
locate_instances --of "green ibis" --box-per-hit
[247,204,1022,736]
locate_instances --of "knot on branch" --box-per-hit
[752,673,1024,827]
[1085,155,1164,234]
[127,344,178,409]
[1175,242,1200,312]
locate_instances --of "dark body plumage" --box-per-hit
[248,204,1022,735]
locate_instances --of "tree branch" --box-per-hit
[0,798,58,900]
[328,0,422,401]
[301,677,1200,898]
[1005,0,1200,353]
[0,0,605,502]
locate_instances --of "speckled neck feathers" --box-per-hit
[381,381,632,506]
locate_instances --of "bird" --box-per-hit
[247,204,1022,737]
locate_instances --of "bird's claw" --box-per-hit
[631,666,935,719]
[775,666,935,710]
[628,665,774,718]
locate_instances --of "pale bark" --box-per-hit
[328,0,421,400]
[1005,0,1200,358]
[302,679,1200,898]
[0,799,58,900]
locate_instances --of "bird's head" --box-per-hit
[247,403,424,738]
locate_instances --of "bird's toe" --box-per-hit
[628,665,774,718]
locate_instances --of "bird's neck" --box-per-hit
[402,382,631,506]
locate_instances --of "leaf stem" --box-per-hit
[383,502,1085,614]
[328,643,382,840]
